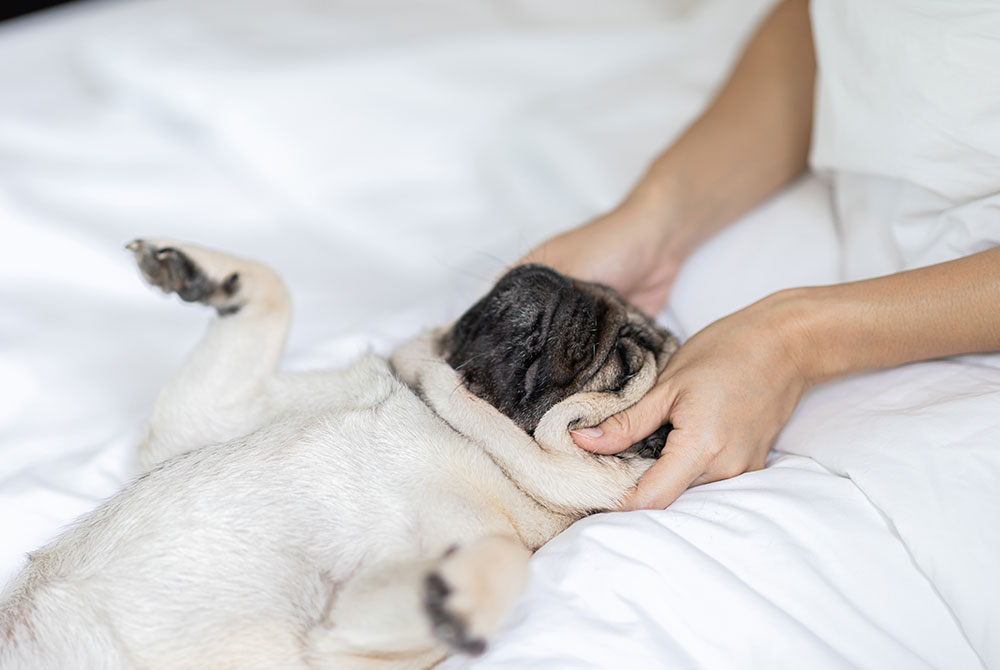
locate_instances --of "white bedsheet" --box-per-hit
[1,1,996,668]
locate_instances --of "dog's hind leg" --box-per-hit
[305,536,530,669]
[421,535,531,658]
[303,557,448,670]
[127,239,291,471]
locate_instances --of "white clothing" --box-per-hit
[809,0,1000,280]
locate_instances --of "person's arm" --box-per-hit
[521,0,816,314]
[790,247,1000,381]
[574,246,1000,510]
[633,0,817,261]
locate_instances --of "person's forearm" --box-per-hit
[627,0,816,262]
[778,247,1000,384]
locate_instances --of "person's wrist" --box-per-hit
[760,286,835,388]
[618,171,691,269]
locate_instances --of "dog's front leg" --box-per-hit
[127,239,291,470]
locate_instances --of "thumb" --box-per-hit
[571,384,673,455]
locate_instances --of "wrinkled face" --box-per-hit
[440,264,676,457]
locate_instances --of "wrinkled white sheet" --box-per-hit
[0,1,995,668]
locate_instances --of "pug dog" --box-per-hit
[0,240,677,670]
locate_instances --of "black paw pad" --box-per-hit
[220,273,240,298]
[157,247,215,303]
[424,572,486,656]
[128,240,243,316]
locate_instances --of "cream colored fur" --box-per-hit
[0,241,672,670]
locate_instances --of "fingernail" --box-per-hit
[571,427,603,440]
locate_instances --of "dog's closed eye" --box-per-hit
[523,358,542,400]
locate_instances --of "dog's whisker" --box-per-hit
[452,350,493,372]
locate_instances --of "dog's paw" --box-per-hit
[423,536,530,656]
[127,239,244,315]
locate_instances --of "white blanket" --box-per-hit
[1,1,995,667]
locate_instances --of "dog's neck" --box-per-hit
[390,329,653,520]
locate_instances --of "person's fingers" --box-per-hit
[687,439,769,487]
[620,437,711,510]
[571,382,675,455]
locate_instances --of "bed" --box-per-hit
[1,0,996,667]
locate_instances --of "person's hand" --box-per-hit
[572,290,812,510]
[518,194,683,315]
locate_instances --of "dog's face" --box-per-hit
[440,264,676,457]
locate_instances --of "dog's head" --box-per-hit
[391,264,679,515]
[441,264,676,457]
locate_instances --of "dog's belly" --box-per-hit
[4,355,564,669]
[17,380,509,655]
